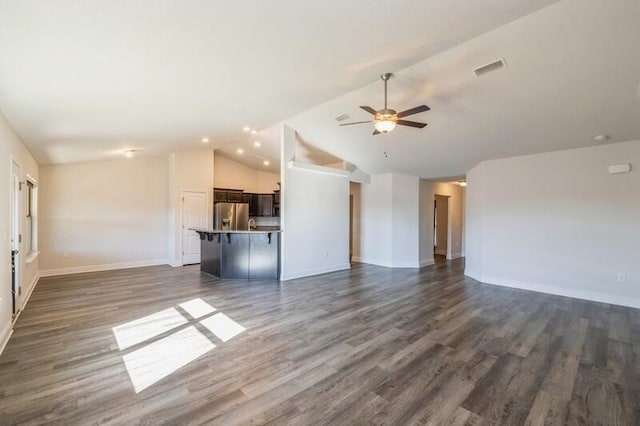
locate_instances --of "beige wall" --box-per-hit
[39,157,170,273]
[214,154,279,193]
[1,111,40,352]
[168,150,214,265]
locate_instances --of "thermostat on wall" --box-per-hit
[608,163,632,174]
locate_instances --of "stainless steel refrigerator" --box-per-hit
[214,203,249,230]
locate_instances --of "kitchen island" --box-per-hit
[190,228,281,280]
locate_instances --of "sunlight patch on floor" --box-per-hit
[179,298,217,318]
[112,298,246,393]
[112,307,187,350]
[122,326,215,393]
[200,312,246,342]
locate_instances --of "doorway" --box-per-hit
[10,160,21,317]
[434,195,449,259]
[181,191,208,265]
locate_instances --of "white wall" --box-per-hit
[358,173,421,268]
[358,174,392,266]
[0,111,40,353]
[419,181,465,264]
[39,157,170,274]
[168,150,214,265]
[281,125,350,280]
[214,154,279,193]
[465,139,640,309]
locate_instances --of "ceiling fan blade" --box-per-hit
[397,119,427,128]
[360,106,378,115]
[372,129,381,135]
[339,121,372,126]
[396,105,430,118]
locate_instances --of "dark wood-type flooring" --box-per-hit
[1,258,639,425]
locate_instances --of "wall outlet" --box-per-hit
[63,250,69,258]
[324,251,329,258]
[617,273,626,282]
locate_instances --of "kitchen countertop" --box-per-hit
[189,227,282,234]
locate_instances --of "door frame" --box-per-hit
[433,194,452,259]
[9,156,22,318]
[179,189,210,266]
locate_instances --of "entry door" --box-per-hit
[182,191,207,265]
[10,161,21,315]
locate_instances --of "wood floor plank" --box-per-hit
[0,258,638,425]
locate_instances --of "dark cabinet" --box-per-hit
[258,194,273,217]
[227,190,243,203]
[214,189,228,202]
[214,188,245,203]
[248,194,259,216]
[213,187,276,217]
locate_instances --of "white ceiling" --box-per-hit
[286,0,640,179]
[0,0,560,165]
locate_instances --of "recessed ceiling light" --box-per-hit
[201,137,209,143]
[263,160,270,166]
[242,126,251,132]
[254,141,261,147]
[458,181,467,187]
[237,148,244,154]
[594,135,609,143]
[124,150,136,158]
[250,130,257,135]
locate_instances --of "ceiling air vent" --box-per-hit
[473,58,507,77]
[335,113,350,122]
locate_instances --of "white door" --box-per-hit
[10,161,21,315]
[182,191,207,265]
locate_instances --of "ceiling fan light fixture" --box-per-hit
[374,115,397,133]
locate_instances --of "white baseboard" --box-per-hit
[39,259,168,277]
[356,257,392,268]
[169,261,183,267]
[477,275,640,310]
[447,253,463,260]
[355,257,421,268]
[420,258,435,268]
[0,321,13,356]
[20,272,40,311]
[281,263,351,281]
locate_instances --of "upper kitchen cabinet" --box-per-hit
[258,194,273,217]
[214,188,244,203]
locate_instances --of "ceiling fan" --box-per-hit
[340,73,430,135]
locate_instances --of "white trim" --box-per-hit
[281,263,351,281]
[287,161,351,178]
[474,275,640,310]
[169,261,183,267]
[25,250,40,264]
[420,258,435,268]
[355,257,393,268]
[20,272,40,311]
[39,259,168,277]
[0,321,13,356]
[356,257,422,269]
[447,252,463,260]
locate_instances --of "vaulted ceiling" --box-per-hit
[1,0,638,180]
[0,0,560,166]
